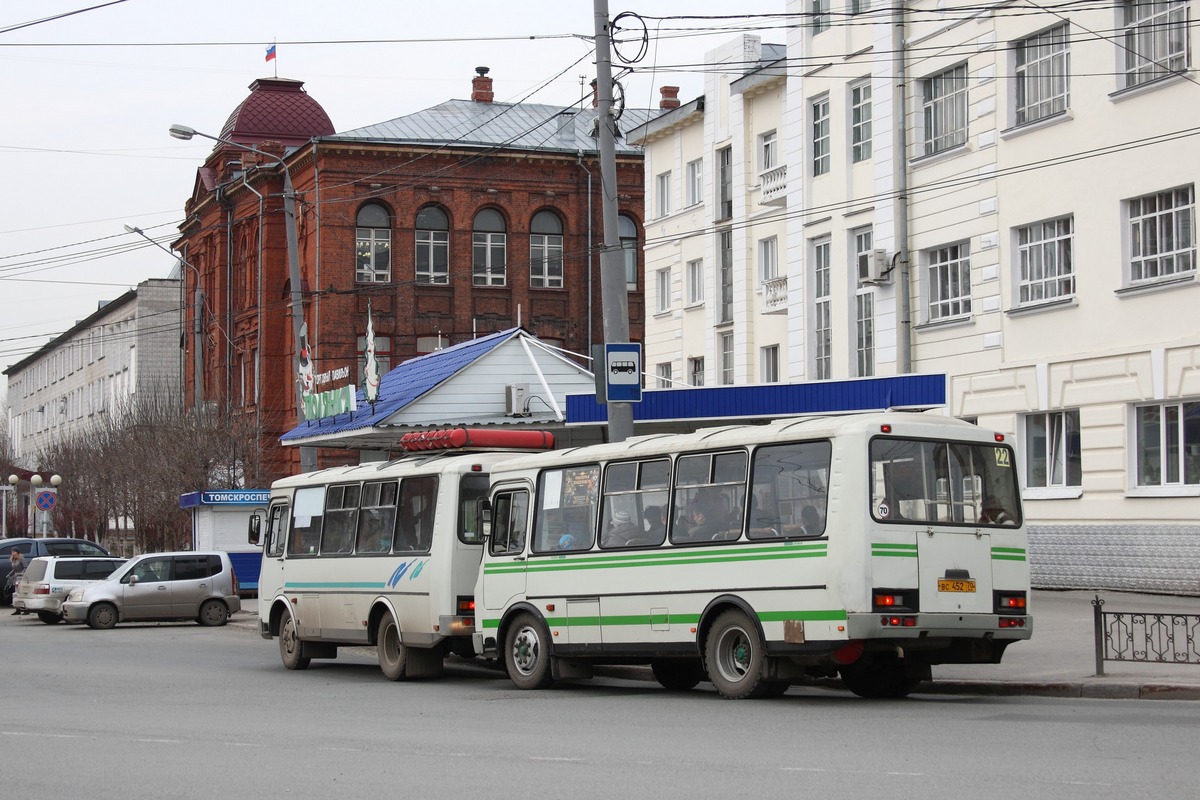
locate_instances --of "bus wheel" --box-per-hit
[651,659,705,691]
[839,655,920,699]
[705,609,772,699]
[279,614,310,671]
[377,613,408,681]
[505,612,554,690]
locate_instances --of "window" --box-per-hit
[1123,0,1188,89]
[716,146,733,220]
[1015,25,1069,125]
[530,210,564,288]
[853,226,874,284]
[749,441,832,540]
[415,206,449,285]
[472,209,507,286]
[850,0,870,13]
[927,243,971,321]
[812,238,832,379]
[856,291,875,377]
[686,159,703,207]
[356,204,392,283]
[922,63,969,156]
[655,268,671,313]
[719,332,734,385]
[656,362,673,389]
[599,459,671,549]
[396,476,438,552]
[689,357,705,387]
[719,230,733,323]
[812,0,830,34]
[851,81,872,162]
[488,489,530,556]
[686,258,704,305]
[1135,401,1200,486]
[759,236,779,283]
[1128,186,1195,283]
[761,344,780,383]
[1025,410,1082,488]
[760,130,778,173]
[619,214,639,290]
[355,481,399,554]
[533,466,598,553]
[671,450,747,544]
[1018,216,1074,304]
[812,97,830,176]
[357,334,391,386]
[320,484,359,554]
[656,171,672,218]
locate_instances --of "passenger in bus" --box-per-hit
[678,501,726,541]
[642,506,666,540]
[979,501,1016,525]
[800,504,824,536]
[603,508,643,548]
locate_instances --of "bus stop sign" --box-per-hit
[603,343,642,403]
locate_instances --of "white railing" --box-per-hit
[759,164,787,205]
[762,276,788,313]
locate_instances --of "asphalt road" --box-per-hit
[3,613,1198,799]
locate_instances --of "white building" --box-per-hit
[636,2,1199,593]
[4,278,182,462]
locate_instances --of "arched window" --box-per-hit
[415,206,449,285]
[472,208,507,286]
[530,210,564,289]
[619,214,639,290]
[356,204,391,283]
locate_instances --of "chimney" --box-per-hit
[659,86,681,110]
[472,66,494,103]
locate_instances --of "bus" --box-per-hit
[249,428,554,678]
[475,412,1031,699]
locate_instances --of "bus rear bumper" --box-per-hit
[846,612,1033,642]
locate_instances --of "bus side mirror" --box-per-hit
[248,511,263,546]
[478,498,493,539]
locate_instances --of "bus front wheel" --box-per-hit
[378,613,408,681]
[504,612,554,690]
[279,614,310,670]
[704,609,775,699]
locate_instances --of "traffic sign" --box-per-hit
[604,343,642,403]
[36,491,57,511]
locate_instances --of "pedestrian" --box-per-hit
[7,549,28,615]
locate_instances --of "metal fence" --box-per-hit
[1092,595,1200,675]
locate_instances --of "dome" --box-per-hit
[218,78,334,148]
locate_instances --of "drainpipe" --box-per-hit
[894,2,912,373]
[577,152,595,353]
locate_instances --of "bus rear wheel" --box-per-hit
[839,654,921,699]
[504,612,554,690]
[279,614,310,670]
[378,613,408,681]
[704,609,773,699]
[651,659,705,691]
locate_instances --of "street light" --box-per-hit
[125,225,204,408]
[170,124,316,473]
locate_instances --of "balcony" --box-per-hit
[762,276,788,313]
[759,164,787,206]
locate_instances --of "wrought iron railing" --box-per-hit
[1092,595,1200,675]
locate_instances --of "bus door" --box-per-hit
[480,487,530,612]
[258,500,290,605]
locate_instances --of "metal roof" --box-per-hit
[323,99,657,155]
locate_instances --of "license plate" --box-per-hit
[938,579,976,593]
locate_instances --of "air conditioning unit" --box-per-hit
[858,248,890,284]
[505,383,528,417]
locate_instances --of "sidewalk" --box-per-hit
[233,589,1200,700]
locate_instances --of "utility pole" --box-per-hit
[593,0,635,442]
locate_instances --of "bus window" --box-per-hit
[266,503,289,558]
[290,487,326,556]
[600,459,670,548]
[670,451,747,544]
[355,481,398,554]
[459,474,490,544]
[489,490,530,556]
[534,465,599,553]
[747,441,830,539]
[321,484,360,554]
[396,476,438,553]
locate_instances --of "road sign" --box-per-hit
[36,491,57,511]
[604,343,642,403]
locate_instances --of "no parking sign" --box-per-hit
[35,491,57,511]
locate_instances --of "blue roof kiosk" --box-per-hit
[178,490,270,594]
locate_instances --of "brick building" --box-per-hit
[174,71,654,481]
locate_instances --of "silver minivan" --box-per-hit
[61,551,241,629]
[13,556,127,624]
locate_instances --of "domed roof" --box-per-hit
[218,78,334,148]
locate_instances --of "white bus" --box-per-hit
[475,412,1031,699]
[249,428,554,678]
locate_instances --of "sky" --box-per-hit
[0,0,788,397]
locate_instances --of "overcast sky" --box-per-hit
[0,0,787,394]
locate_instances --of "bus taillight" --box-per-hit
[872,589,918,612]
[880,615,917,627]
[994,591,1027,613]
[998,617,1026,628]
[457,596,475,615]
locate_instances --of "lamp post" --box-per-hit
[2,474,15,537]
[125,225,204,409]
[169,124,316,474]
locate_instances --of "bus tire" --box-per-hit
[377,613,408,681]
[839,655,920,699]
[651,659,705,691]
[279,614,311,671]
[704,609,772,699]
[504,612,554,690]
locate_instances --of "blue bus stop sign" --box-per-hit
[604,343,642,403]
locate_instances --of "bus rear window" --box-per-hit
[870,438,1020,526]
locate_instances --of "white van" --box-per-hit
[14,556,127,624]
[61,551,241,629]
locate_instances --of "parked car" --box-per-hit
[13,556,127,624]
[0,537,113,605]
[61,551,241,629]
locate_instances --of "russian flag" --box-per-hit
[265,43,277,62]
